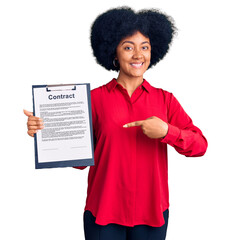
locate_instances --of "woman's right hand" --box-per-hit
[23,109,44,137]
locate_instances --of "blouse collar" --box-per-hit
[106,78,151,93]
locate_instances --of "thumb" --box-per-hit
[123,120,144,128]
[23,109,33,117]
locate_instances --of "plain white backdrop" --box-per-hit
[0,0,230,239]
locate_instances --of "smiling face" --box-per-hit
[116,31,151,80]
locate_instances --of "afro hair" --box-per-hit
[90,6,177,71]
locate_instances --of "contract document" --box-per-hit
[32,83,94,169]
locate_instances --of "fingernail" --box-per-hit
[123,124,128,128]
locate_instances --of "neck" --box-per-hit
[116,72,144,97]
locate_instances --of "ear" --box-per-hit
[114,53,118,60]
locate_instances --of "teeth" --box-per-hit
[131,63,143,67]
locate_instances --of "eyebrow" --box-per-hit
[121,41,150,45]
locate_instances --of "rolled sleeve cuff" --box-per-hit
[161,123,181,146]
[73,166,87,170]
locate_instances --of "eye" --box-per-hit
[124,46,133,50]
[142,46,149,50]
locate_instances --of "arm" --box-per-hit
[160,93,208,157]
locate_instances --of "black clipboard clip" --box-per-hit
[46,84,76,92]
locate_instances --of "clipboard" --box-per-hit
[32,83,94,169]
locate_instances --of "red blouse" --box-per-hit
[75,79,208,227]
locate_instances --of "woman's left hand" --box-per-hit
[123,116,168,139]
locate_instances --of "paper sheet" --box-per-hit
[32,84,94,168]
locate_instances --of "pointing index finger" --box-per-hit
[123,120,144,128]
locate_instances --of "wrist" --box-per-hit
[162,122,169,138]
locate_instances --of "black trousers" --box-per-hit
[84,209,169,240]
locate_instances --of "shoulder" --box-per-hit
[91,85,103,97]
[91,83,107,98]
[90,80,113,110]
[146,81,184,116]
[144,79,173,102]
[90,79,116,98]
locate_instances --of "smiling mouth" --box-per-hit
[130,62,144,68]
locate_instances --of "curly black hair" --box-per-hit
[90,7,177,71]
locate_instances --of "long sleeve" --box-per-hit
[161,93,208,157]
[73,166,88,170]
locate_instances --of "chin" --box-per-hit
[130,70,146,77]
[119,66,147,79]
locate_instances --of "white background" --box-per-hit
[0,0,230,239]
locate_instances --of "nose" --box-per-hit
[133,48,143,59]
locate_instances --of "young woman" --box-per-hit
[24,7,208,240]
